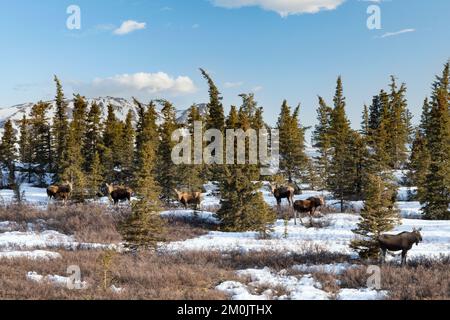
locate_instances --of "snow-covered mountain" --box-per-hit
[0,97,208,134]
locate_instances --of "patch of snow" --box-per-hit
[0,229,121,252]
[337,288,388,300]
[292,263,357,275]
[160,210,219,224]
[26,271,88,289]
[0,250,61,260]
[110,285,124,294]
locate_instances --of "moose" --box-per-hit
[174,189,203,210]
[271,185,295,208]
[378,228,423,266]
[105,183,133,205]
[47,181,73,204]
[293,196,326,225]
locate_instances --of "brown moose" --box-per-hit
[105,183,133,205]
[47,181,73,204]
[378,228,423,266]
[271,185,295,208]
[293,196,326,225]
[174,189,203,210]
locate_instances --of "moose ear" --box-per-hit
[418,227,422,231]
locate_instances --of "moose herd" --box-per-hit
[45,180,424,266]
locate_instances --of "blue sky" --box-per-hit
[0,0,449,140]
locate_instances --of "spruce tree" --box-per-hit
[218,100,276,235]
[421,63,450,220]
[134,100,159,185]
[52,76,69,181]
[84,101,103,172]
[0,120,17,185]
[118,110,135,184]
[18,115,32,183]
[88,152,104,198]
[351,174,400,260]
[200,68,225,181]
[29,101,52,186]
[176,104,205,192]
[408,129,430,201]
[387,77,409,169]
[61,95,88,200]
[120,140,166,252]
[156,100,179,200]
[102,104,122,182]
[327,77,354,211]
[277,100,307,182]
[312,96,333,189]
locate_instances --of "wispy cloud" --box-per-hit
[209,0,345,17]
[113,20,146,35]
[252,85,263,92]
[380,28,415,38]
[224,81,244,88]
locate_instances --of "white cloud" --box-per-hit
[224,81,244,88]
[113,20,146,35]
[252,85,263,92]
[380,28,415,38]
[75,72,197,98]
[209,0,345,17]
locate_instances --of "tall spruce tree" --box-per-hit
[176,104,205,192]
[61,95,88,200]
[29,101,52,186]
[387,77,409,169]
[217,109,275,236]
[327,77,354,211]
[84,101,103,172]
[102,104,122,182]
[120,139,166,252]
[52,76,69,181]
[277,100,307,182]
[118,110,135,185]
[0,120,17,185]
[18,115,32,183]
[312,96,333,189]
[156,100,179,200]
[200,68,225,181]
[351,174,400,259]
[408,129,430,201]
[421,63,450,220]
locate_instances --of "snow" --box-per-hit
[0,250,61,260]
[160,210,219,224]
[26,271,88,289]
[216,267,387,300]
[0,229,121,252]
[162,214,450,261]
[337,288,388,300]
[292,263,357,275]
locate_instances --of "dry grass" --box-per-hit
[0,250,233,300]
[337,257,450,300]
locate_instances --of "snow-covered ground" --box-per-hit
[216,266,388,300]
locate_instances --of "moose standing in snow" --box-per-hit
[174,189,203,210]
[271,185,295,208]
[293,196,326,225]
[105,183,133,205]
[378,228,422,266]
[378,228,423,266]
[47,181,73,204]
